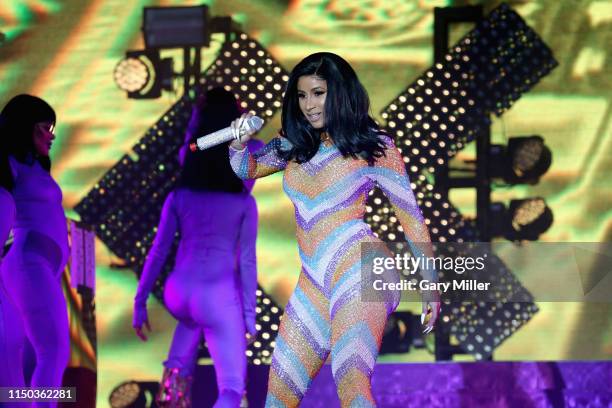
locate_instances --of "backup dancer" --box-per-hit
[0,94,70,405]
[133,88,261,407]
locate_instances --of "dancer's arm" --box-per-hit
[178,106,201,166]
[133,191,179,341]
[2,158,18,244]
[369,134,440,332]
[238,195,258,338]
[0,187,15,250]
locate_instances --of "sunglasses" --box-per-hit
[36,123,55,133]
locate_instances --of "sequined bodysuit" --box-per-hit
[230,134,432,407]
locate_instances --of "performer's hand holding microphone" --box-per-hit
[189,112,263,151]
[231,113,261,150]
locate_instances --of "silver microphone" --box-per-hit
[189,116,264,152]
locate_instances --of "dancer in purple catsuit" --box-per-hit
[0,95,70,402]
[133,88,261,408]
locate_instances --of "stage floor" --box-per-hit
[191,361,611,407]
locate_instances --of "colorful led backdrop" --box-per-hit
[0,0,610,406]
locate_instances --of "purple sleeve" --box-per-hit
[238,195,258,335]
[134,191,179,308]
[8,156,18,180]
[229,136,289,180]
[0,188,15,248]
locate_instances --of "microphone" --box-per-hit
[189,116,264,152]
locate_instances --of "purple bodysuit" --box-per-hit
[134,187,258,399]
[0,156,70,405]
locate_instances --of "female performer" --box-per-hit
[229,53,440,407]
[133,88,260,408]
[0,94,70,398]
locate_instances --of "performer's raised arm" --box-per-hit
[229,134,289,179]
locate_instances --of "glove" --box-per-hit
[133,301,149,329]
[244,312,257,338]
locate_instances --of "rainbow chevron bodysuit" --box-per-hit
[230,134,432,407]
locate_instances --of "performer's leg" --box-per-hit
[329,299,387,407]
[266,272,331,408]
[201,301,246,408]
[329,256,391,407]
[165,322,201,376]
[23,294,69,392]
[156,322,200,407]
[187,277,247,408]
[0,279,26,388]
[2,232,69,396]
[12,257,69,396]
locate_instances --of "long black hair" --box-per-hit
[0,94,56,190]
[178,87,245,193]
[279,52,386,164]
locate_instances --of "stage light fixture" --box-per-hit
[143,5,210,49]
[113,50,174,99]
[490,136,552,185]
[109,381,159,408]
[490,198,554,242]
[108,381,142,408]
[113,56,149,93]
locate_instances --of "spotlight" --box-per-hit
[113,57,149,93]
[490,198,553,241]
[113,50,174,99]
[109,381,159,408]
[490,136,552,185]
